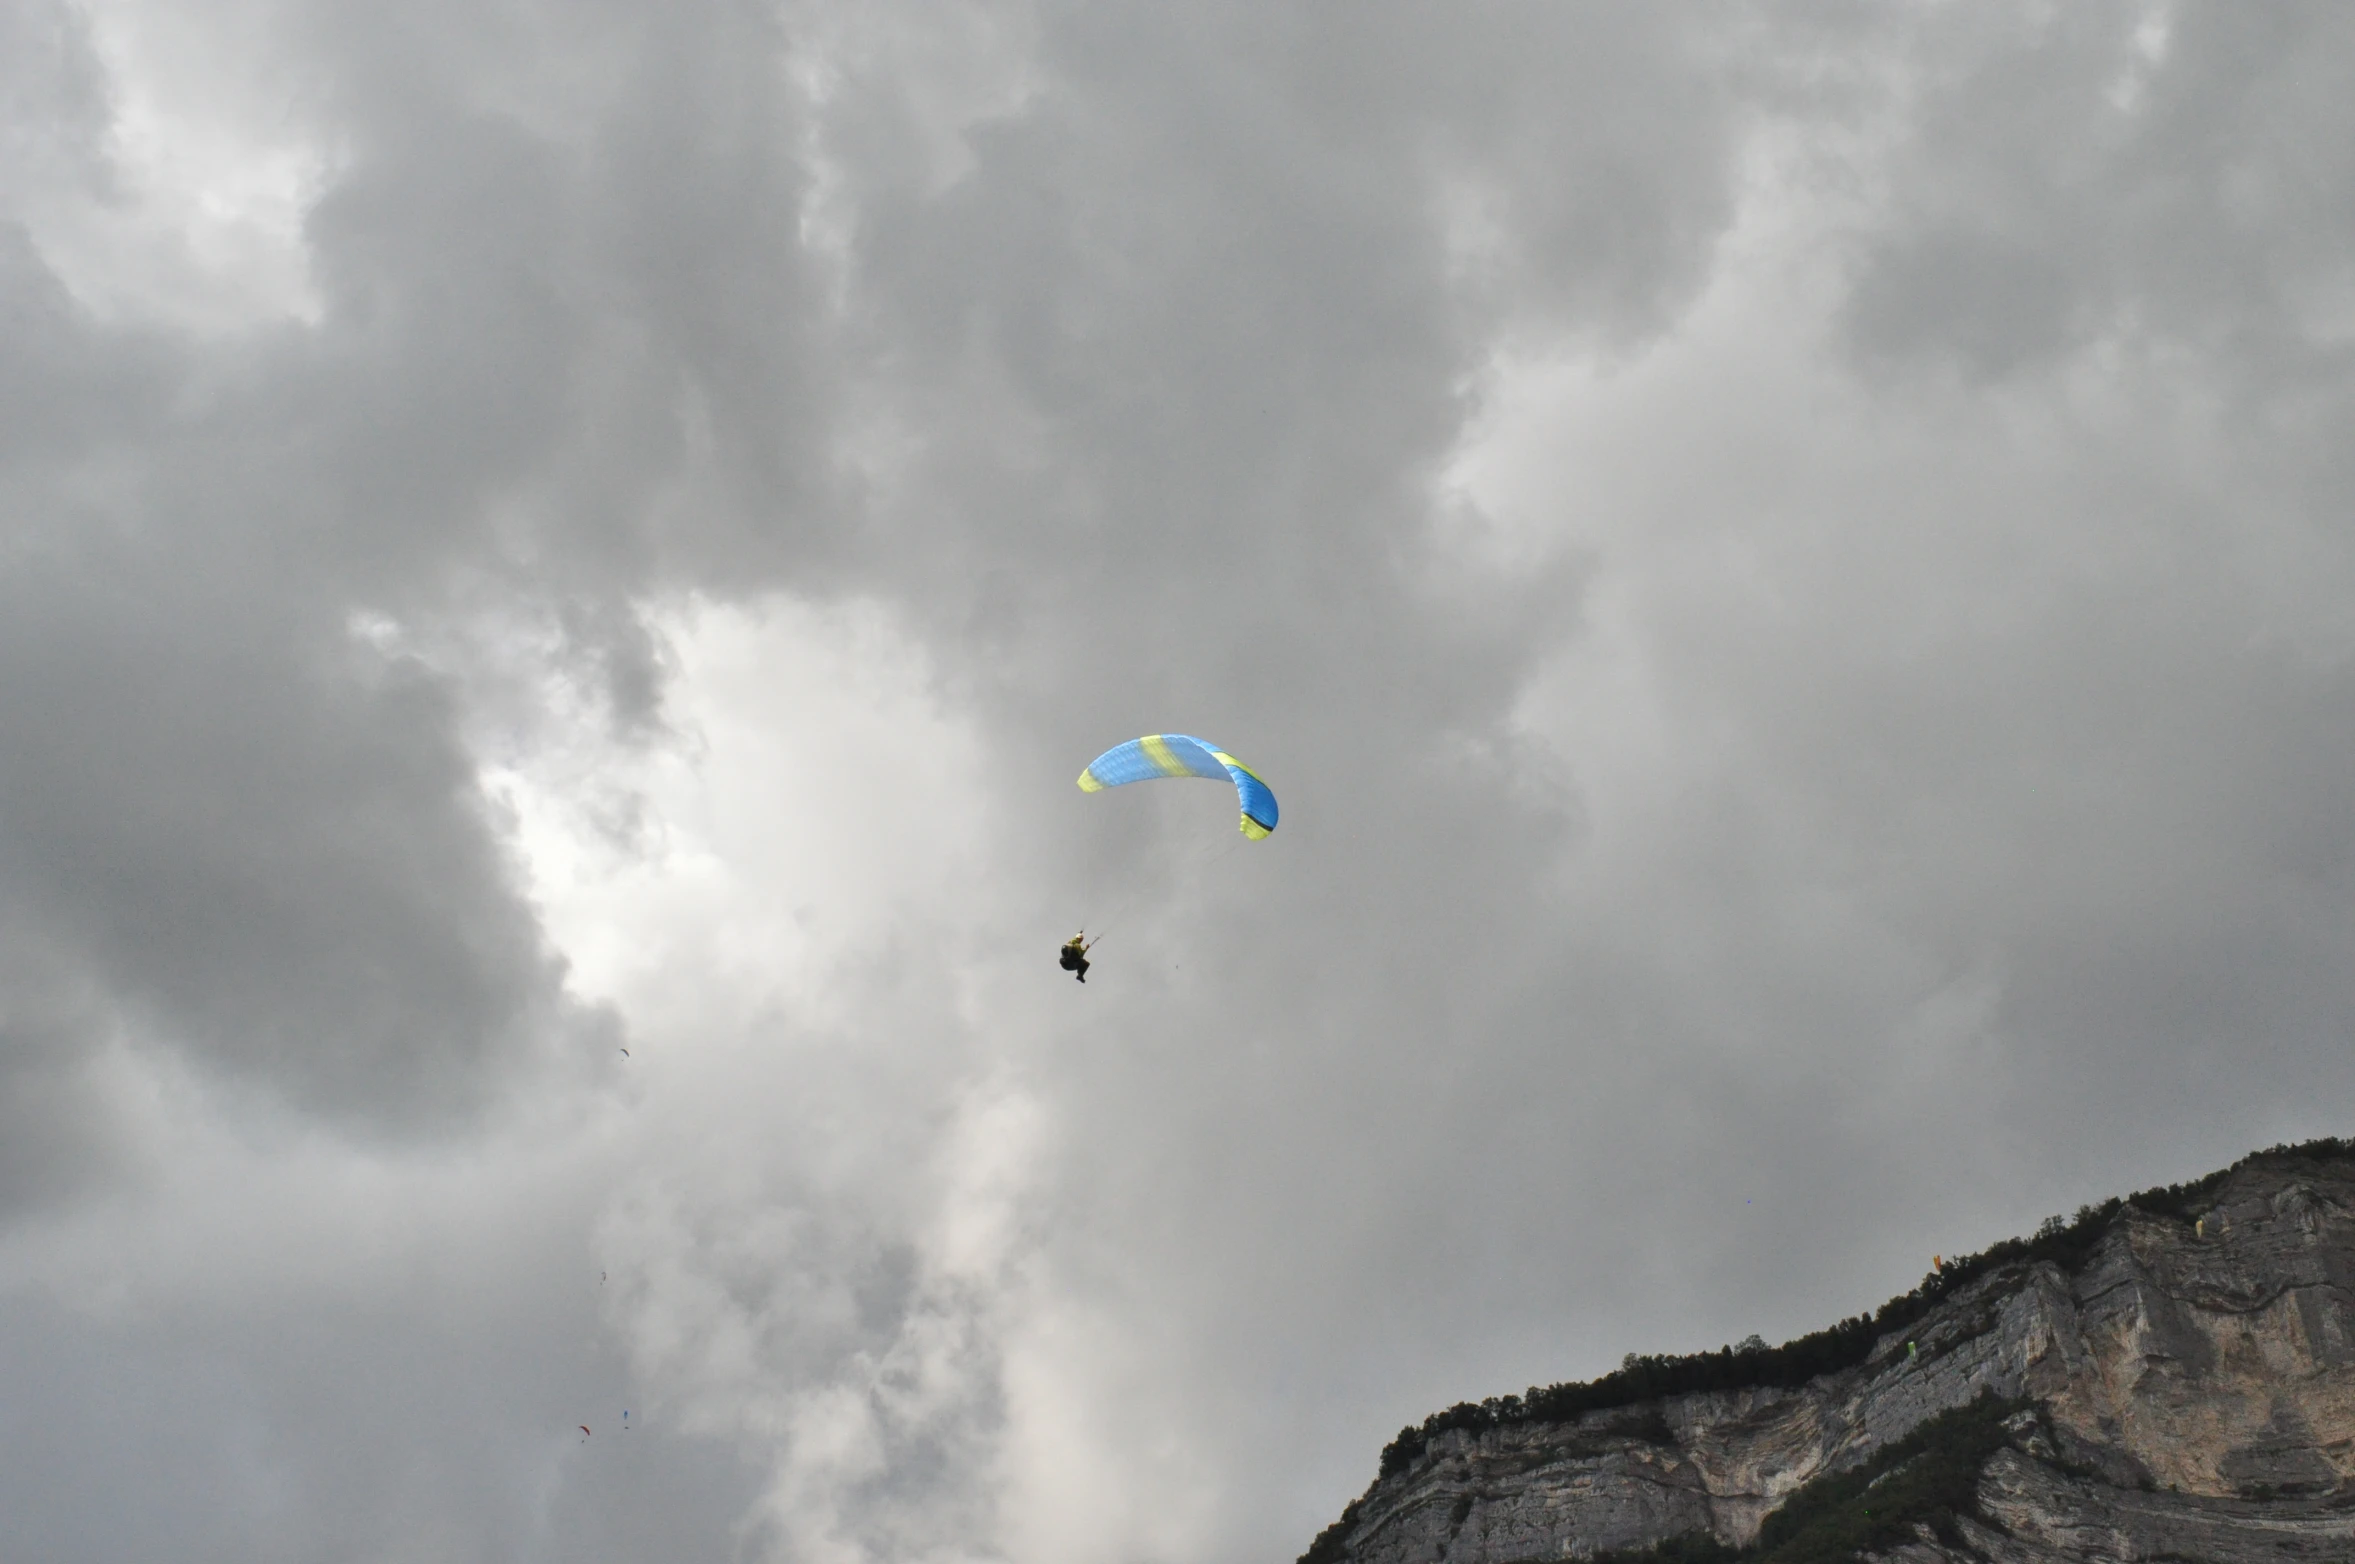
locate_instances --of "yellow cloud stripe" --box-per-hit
[1239,814,1273,840]
[1076,769,1105,791]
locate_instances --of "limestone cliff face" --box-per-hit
[1305,1151,2355,1563]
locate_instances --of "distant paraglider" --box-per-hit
[1067,735,1277,982]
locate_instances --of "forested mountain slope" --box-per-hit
[1300,1141,2355,1564]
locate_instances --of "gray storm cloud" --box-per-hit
[5,2,2355,1560]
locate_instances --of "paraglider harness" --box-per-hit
[1059,932,1096,983]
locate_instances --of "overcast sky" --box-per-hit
[5,2,2355,1560]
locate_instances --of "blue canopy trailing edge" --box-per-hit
[1077,734,1278,839]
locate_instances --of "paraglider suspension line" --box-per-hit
[1080,833,1246,946]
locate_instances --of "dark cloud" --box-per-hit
[1836,3,2355,381]
[0,1194,766,1563]
[0,444,572,1124]
[0,1,111,193]
[6,0,2355,1559]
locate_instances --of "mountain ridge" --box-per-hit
[1299,1138,2355,1564]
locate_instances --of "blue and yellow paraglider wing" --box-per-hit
[1077,734,1278,839]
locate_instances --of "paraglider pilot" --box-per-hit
[1059,931,1095,983]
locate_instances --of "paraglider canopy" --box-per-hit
[1077,734,1277,839]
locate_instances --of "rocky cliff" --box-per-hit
[1300,1141,2355,1563]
